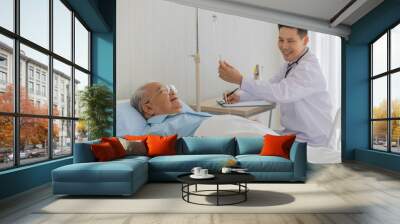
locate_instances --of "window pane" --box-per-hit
[372,77,387,119]
[74,18,89,70]
[391,120,400,153]
[53,119,72,158]
[20,44,49,115]
[53,59,72,117]
[53,0,72,60]
[20,0,49,49]
[0,34,14,112]
[74,69,89,118]
[20,117,49,165]
[372,33,387,76]
[0,116,13,170]
[391,72,400,118]
[392,24,400,70]
[372,121,387,151]
[0,0,13,31]
[75,120,88,143]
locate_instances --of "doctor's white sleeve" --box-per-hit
[240,61,325,103]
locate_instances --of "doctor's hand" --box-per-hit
[226,93,240,104]
[218,60,243,85]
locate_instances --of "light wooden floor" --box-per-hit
[1,162,400,224]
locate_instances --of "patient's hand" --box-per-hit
[226,93,240,104]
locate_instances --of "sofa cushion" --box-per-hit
[147,135,177,157]
[179,137,235,155]
[236,155,293,172]
[148,154,235,172]
[260,134,296,159]
[235,137,263,155]
[91,142,118,161]
[53,158,148,183]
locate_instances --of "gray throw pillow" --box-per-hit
[118,138,147,156]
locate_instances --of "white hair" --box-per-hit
[130,85,147,116]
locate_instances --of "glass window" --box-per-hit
[372,77,387,119]
[372,33,387,76]
[28,81,33,94]
[53,59,71,116]
[391,24,400,70]
[53,0,72,60]
[0,34,13,113]
[20,44,49,115]
[75,120,88,143]
[391,72,400,118]
[0,0,14,31]
[0,116,13,170]
[19,117,49,165]
[20,0,49,49]
[74,18,89,70]
[53,119,72,158]
[74,69,89,118]
[372,121,388,151]
[391,120,400,153]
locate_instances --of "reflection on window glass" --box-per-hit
[53,0,72,60]
[74,69,89,118]
[20,44,49,115]
[74,18,89,70]
[0,34,14,113]
[53,119,72,158]
[19,117,49,165]
[372,77,387,119]
[372,121,387,151]
[391,120,400,153]
[392,72,400,118]
[53,59,72,117]
[391,24,400,70]
[372,33,387,76]
[0,0,13,31]
[20,0,49,49]
[0,116,13,170]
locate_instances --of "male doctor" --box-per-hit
[218,24,333,146]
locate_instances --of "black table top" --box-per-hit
[177,172,255,185]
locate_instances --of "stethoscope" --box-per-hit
[284,48,309,78]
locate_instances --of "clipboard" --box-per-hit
[216,99,272,107]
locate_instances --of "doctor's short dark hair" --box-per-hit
[278,24,308,38]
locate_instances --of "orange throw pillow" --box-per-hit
[101,137,127,158]
[91,142,118,161]
[124,135,148,141]
[259,134,296,159]
[146,135,177,157]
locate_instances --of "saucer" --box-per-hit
[190,174,215,179]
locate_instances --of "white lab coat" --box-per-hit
[239,50,333,146]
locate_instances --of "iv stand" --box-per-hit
[190,8,201,112]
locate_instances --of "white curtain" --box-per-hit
[307,32,342,163]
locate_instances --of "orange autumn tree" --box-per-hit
[0,84,59,150]
[372,99,400,142]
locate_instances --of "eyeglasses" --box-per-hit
[144,84,177,104]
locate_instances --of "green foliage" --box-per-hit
[79,84,113,140]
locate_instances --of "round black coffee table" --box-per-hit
[177,173,255,206]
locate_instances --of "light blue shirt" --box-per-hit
[144,111,212,137]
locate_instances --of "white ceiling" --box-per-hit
[164,0,384,37]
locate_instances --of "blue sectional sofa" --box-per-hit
[52,136,307,196]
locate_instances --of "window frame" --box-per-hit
[0,0,92,171]
[370,21,400,154]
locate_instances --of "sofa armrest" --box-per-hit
[289,142,307,181]
[73,140,100,163]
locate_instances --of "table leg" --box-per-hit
[195,184,198,192]
[217,184,219,206]
[268,110,273,128]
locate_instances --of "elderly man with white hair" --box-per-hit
[130,82,277,138]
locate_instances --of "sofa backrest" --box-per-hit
[235,136,264,155]
[178,136,236,155]
[73,139,100,163]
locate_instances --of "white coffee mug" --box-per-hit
[191,167,202,176]
[221,167,232,174]
[200,169,208,176]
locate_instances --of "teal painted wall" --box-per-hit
[0,0,116,200]
[343,0,400,171]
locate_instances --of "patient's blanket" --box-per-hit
[194,115,278,137]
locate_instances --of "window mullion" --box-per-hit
[388,30,391,152]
